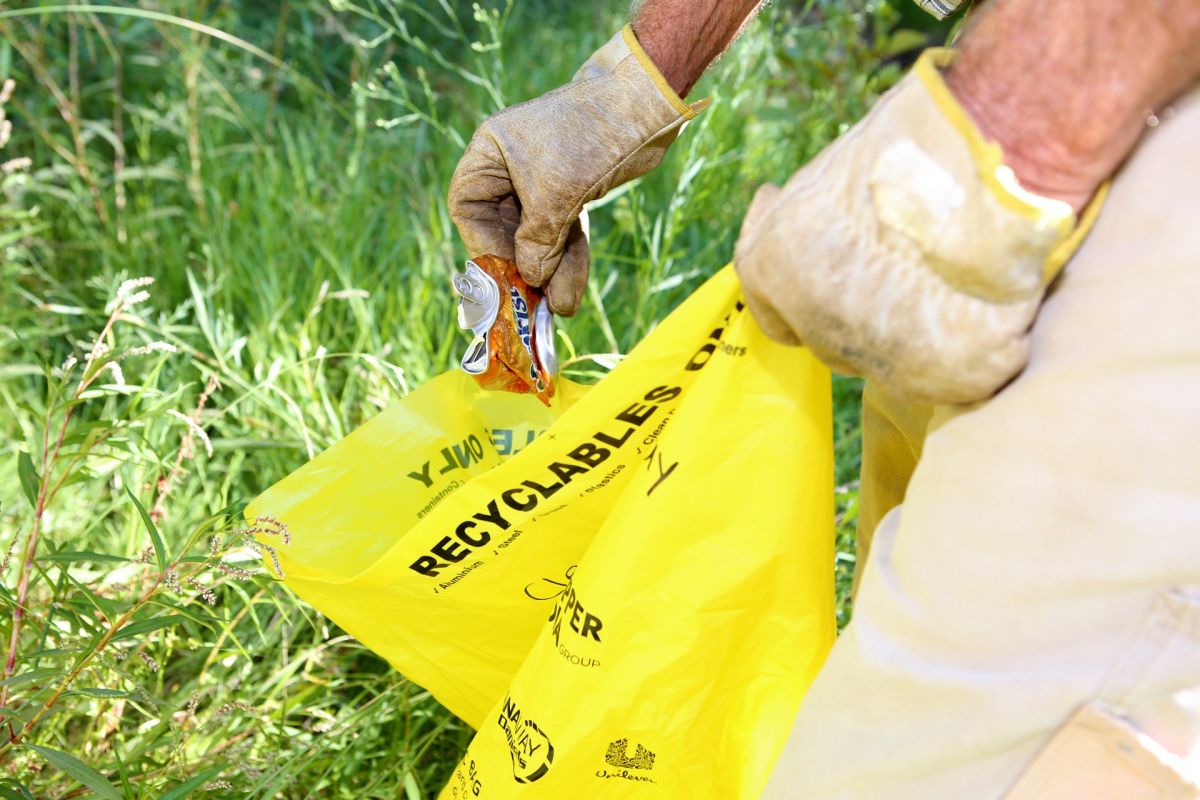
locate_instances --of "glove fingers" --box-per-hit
[740,182,783,244]
[740,287,802,347]
[545,220,590,317]
[498,195,521,245]
[514,217,570,288]
[447,145,518,262]
[736,182,800,346]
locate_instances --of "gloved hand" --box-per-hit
[734,49,1104,405]
[448,25,708,316]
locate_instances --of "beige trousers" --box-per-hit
[765,84,1200,799]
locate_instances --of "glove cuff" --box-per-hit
[870,48,1106,301]
[619,25,712,120]
[914,48,1110,283]
[574,25,712,121]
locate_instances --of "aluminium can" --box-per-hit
[453,255,557,405]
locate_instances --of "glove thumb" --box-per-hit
[734,183,802,347]
[739,182,783,244]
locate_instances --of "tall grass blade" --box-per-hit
[0,779,35,800]
[124,485,167,572]
[16,452,38,510]
[24,745,122,800]
[111,614,189,642]
[158,767,223,800]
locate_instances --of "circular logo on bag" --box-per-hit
[498,695,555,783]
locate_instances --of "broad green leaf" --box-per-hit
[148,597,222,628]
[68,688,131,698]
[17,451,38,510]
[59,467,100,489]
[0,667,63,688]
[41,550,131,564]
[70,629,106,672]
[403,771,422,800]
[124,486,166,572]
[159,766,223,800]
[112,614,189,642]
[110,739,134,799]
[187,268,216,354]
[0,778,35,800]
[23,648,78,660]
[26,745,122,800]
[882,27,931,58]
[64,584,124,619]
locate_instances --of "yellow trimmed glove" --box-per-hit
[734,49,1104,405]
[448,25,708,316]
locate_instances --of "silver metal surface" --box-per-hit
[460,334,489,375]
[453,260,500,337]
[533,298,558,376]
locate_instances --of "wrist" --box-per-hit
[631,19,709,98]
[631,23,690,97]
[942,0,1200,215]
[943,62,1110,215]
[630,0,764,97]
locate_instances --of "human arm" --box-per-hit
[631,0,763,97]
[447,0,761,315]
[734,0,1200,404]
[946,0,1200,213]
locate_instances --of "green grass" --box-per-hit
[0,1,948,796]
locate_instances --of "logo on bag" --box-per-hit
[523,565,576,601]
[606,738,655,770]
[597,738,657,783]
[547,579,604,648]
[498,696,555,784]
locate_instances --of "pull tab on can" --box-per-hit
[453,261,500,338]
[452,255,556,405]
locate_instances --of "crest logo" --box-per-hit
[498,696,555,783]
[605,738,656,771]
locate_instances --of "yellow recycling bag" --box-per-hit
[247,265,834,798]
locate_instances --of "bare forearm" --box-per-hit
[945,0,1200,213]
[631,0,764,97]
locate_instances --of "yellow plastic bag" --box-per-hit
[247,265,834,798]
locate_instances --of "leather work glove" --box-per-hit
[448,25,708,316]
[734,49,1105,405]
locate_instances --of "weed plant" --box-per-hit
[0,1,948,796]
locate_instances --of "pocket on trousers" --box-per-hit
[1005,588,1200,800]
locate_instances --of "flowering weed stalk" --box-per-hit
[2,278,158,716]
[0,512,285,760]
[0,275,289,793]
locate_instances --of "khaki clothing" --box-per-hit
[765,83,1200,798]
